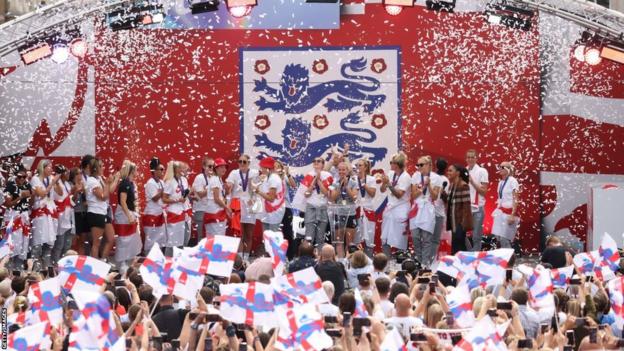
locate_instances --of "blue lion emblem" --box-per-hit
[253,57,386,114]
[254,112,387,167]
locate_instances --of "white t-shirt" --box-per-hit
[206,175,226,214]
[379,299,394,318]
[305,171,333,208]
[164,178,186,215]
[144,177,165,216]
[86,176,108,215]
[181,176,191,212]
[355,175,376,210]
[387,170,411,207]
[384,316,424,339]
[260,173,285,224]
[468,164,488,211]
[434,174,449,217]
[497,176,519,209]
[318,303,340,317]
[226,169,259,200]
[410,171,442,203]
[192,173,212,212]
[30,176,50,210]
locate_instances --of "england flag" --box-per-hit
[72,291,125,351]
[272,267,328,307]
[8,321,51,351]
[28,276,63,326]
[446,284,475,328]
[139,246,176,298]
[219,282,277,328]
[264,230,289,276]
[190,236,240,277]
[58,255,111,293]
[275,303,332,351]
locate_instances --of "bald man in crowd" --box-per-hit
[315,244,346,305]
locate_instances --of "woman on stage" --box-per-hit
[86,158,114,261]
[329,161,358,258]
[51,164,74,266]
[380,152,411,255]
[143,157,166,254]
[113,161,142,272]
[226,155,258,257]
[491,162,520,248]
[4,166,32,270]
[31,160,60,270]
[204,158,231,239]
[192,157,215,240]
[445,164,473,254]
[410,155,442,267]
[276,160,298,259]
[303,157,333,250]
[254,156,285,232]
[354,159,376,257]
[162,161,188,255]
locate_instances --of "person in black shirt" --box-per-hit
[113,161,141,273]
[540,235,572,269]
[315,244,347,305]
[152,294,189,342]
[288,241,317,273]
[3,166,32,270]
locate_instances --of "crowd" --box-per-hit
[2,149,623,351]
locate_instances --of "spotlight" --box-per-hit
[229,6,251,17]
[425,0,456,12]
[383,0,411,15]
[70,38,88,58]
[573,45,586,62]
[18,42,53,65]
[484,2,534,31]
[385,5,403,15]
[188,0,220,14]
[107,2,166,30]
[225,0,256,17]
[51,44,70,64]
[585,47,602,66]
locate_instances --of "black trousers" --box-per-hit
[281,207,298,260]
[451,224,467,254]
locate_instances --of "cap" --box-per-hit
[214,158,227,168]
[259,157,275,170]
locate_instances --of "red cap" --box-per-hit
[259,156,275,169]
[214,158,227,167]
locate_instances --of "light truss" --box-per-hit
[0,0,133,58]
[496,0,624,42]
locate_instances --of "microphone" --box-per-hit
[442,181,448,188]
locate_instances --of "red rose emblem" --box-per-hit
[254,115,271,130]
[371,58,387,74]
[313,115,329,130]
[371,114,387,129]
[312,59,328,74]
[254,60,270,75]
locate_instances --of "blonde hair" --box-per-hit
[36,159,51,180]
[164,161,181,182]
[120,160,136,179]
[426,303,444,328]
[500,161,515,176]
[357,158,371,174]
[419,155,433,165]
[350,251,368,269]
[392,151,407,169]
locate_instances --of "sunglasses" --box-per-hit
[417,163,426,167]
[16,175,26,179]
[238,160,248,164]
[206,165,215,168]
[390,161,397,165]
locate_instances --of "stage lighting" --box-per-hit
[425,0,455,12]
[226,0,255,18]
[51,44,70,64]
[484,2,534,31]
[107,2,166,30]
[385,5,403,15]
[585,47,602,66]
[601,44,624,64]
[19,42,53,65]
[70,38,88,58]
[189,0,220,14]
[574,45,586,62]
